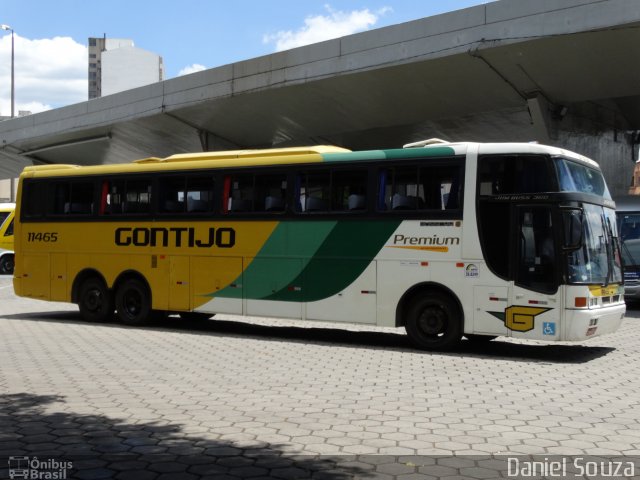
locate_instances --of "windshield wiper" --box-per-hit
[604,216,621,287]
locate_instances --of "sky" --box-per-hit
[0,0,488,116]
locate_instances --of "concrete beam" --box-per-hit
[527,94,554,144]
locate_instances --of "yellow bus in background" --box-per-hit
[12,142,625,350]
[0,202,15,274]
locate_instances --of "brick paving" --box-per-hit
[0,275,639,479]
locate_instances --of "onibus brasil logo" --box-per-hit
[8,456,72,479]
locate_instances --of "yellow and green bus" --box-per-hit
[0,202,15,274]
[13,141,625,349]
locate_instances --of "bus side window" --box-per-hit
[380,166,422,210]
[103,180,125,214]
[421,165,461,210]
[50,182,70,215]
[478,155,553,195]
[445,170,461,209]
[296,171,330,213]
[255,174,287,212]
[22,181,46,218]
[124,179,152,214]
[377,171,387,210]
[159,176,186,213]
[50,181,95,215]
[103,179,151,215]
[227,174,254,213]
[186,176,215,213]
[332,170,367,211]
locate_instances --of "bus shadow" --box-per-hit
[3,310,615,364]
[0,392,371,480]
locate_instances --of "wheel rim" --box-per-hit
[123,290,142,318]
[416,304,447,337]
[84,288,104,313]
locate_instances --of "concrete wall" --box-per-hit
[102,47,163,97]
[544,102,638,196]
[105,38,133,50]
[0,178,15,202]
[556,130,635,196]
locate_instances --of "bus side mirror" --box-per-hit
[563,209,583,250]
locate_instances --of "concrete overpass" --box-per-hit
[1,0,640,195]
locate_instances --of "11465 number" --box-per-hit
[27,232,58,242]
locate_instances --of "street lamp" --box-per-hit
[1,24,15,201]
[1,24,14,118]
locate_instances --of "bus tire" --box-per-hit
[405,292,462,350]
[115,278,151,325]
[78,277,114,322]
[0,254,14,275]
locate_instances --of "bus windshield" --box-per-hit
[555,157,611,199]
[567,204,622,285]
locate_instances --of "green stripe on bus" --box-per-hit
[321,150,387,162]
[211,221,337,299]
[382,147,456,159]
[264,220,401,302]
[321,147,456,163]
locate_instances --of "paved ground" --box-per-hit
[0,274,639,479]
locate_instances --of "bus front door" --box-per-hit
[509,206,561,340]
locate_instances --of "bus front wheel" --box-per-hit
[405,292,462,350]
[78,277,114,322]
[116,278,151,325]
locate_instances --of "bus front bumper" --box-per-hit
[565,304,626,341]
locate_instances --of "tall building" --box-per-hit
[88,36,164,99]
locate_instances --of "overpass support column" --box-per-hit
[527,94,555,144]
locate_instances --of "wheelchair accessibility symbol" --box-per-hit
[543,322,556,336]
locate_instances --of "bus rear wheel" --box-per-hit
[116,278,151,325]
[405,292,462,350]
[78,277,114,322]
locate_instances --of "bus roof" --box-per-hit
[19,141,600,178]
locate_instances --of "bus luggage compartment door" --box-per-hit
[191,256,244,314]
[305,261,377,324]
[169,256,190,311]
[20,254,50,300]
[245,257,303,319]
[50,253,67,302]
